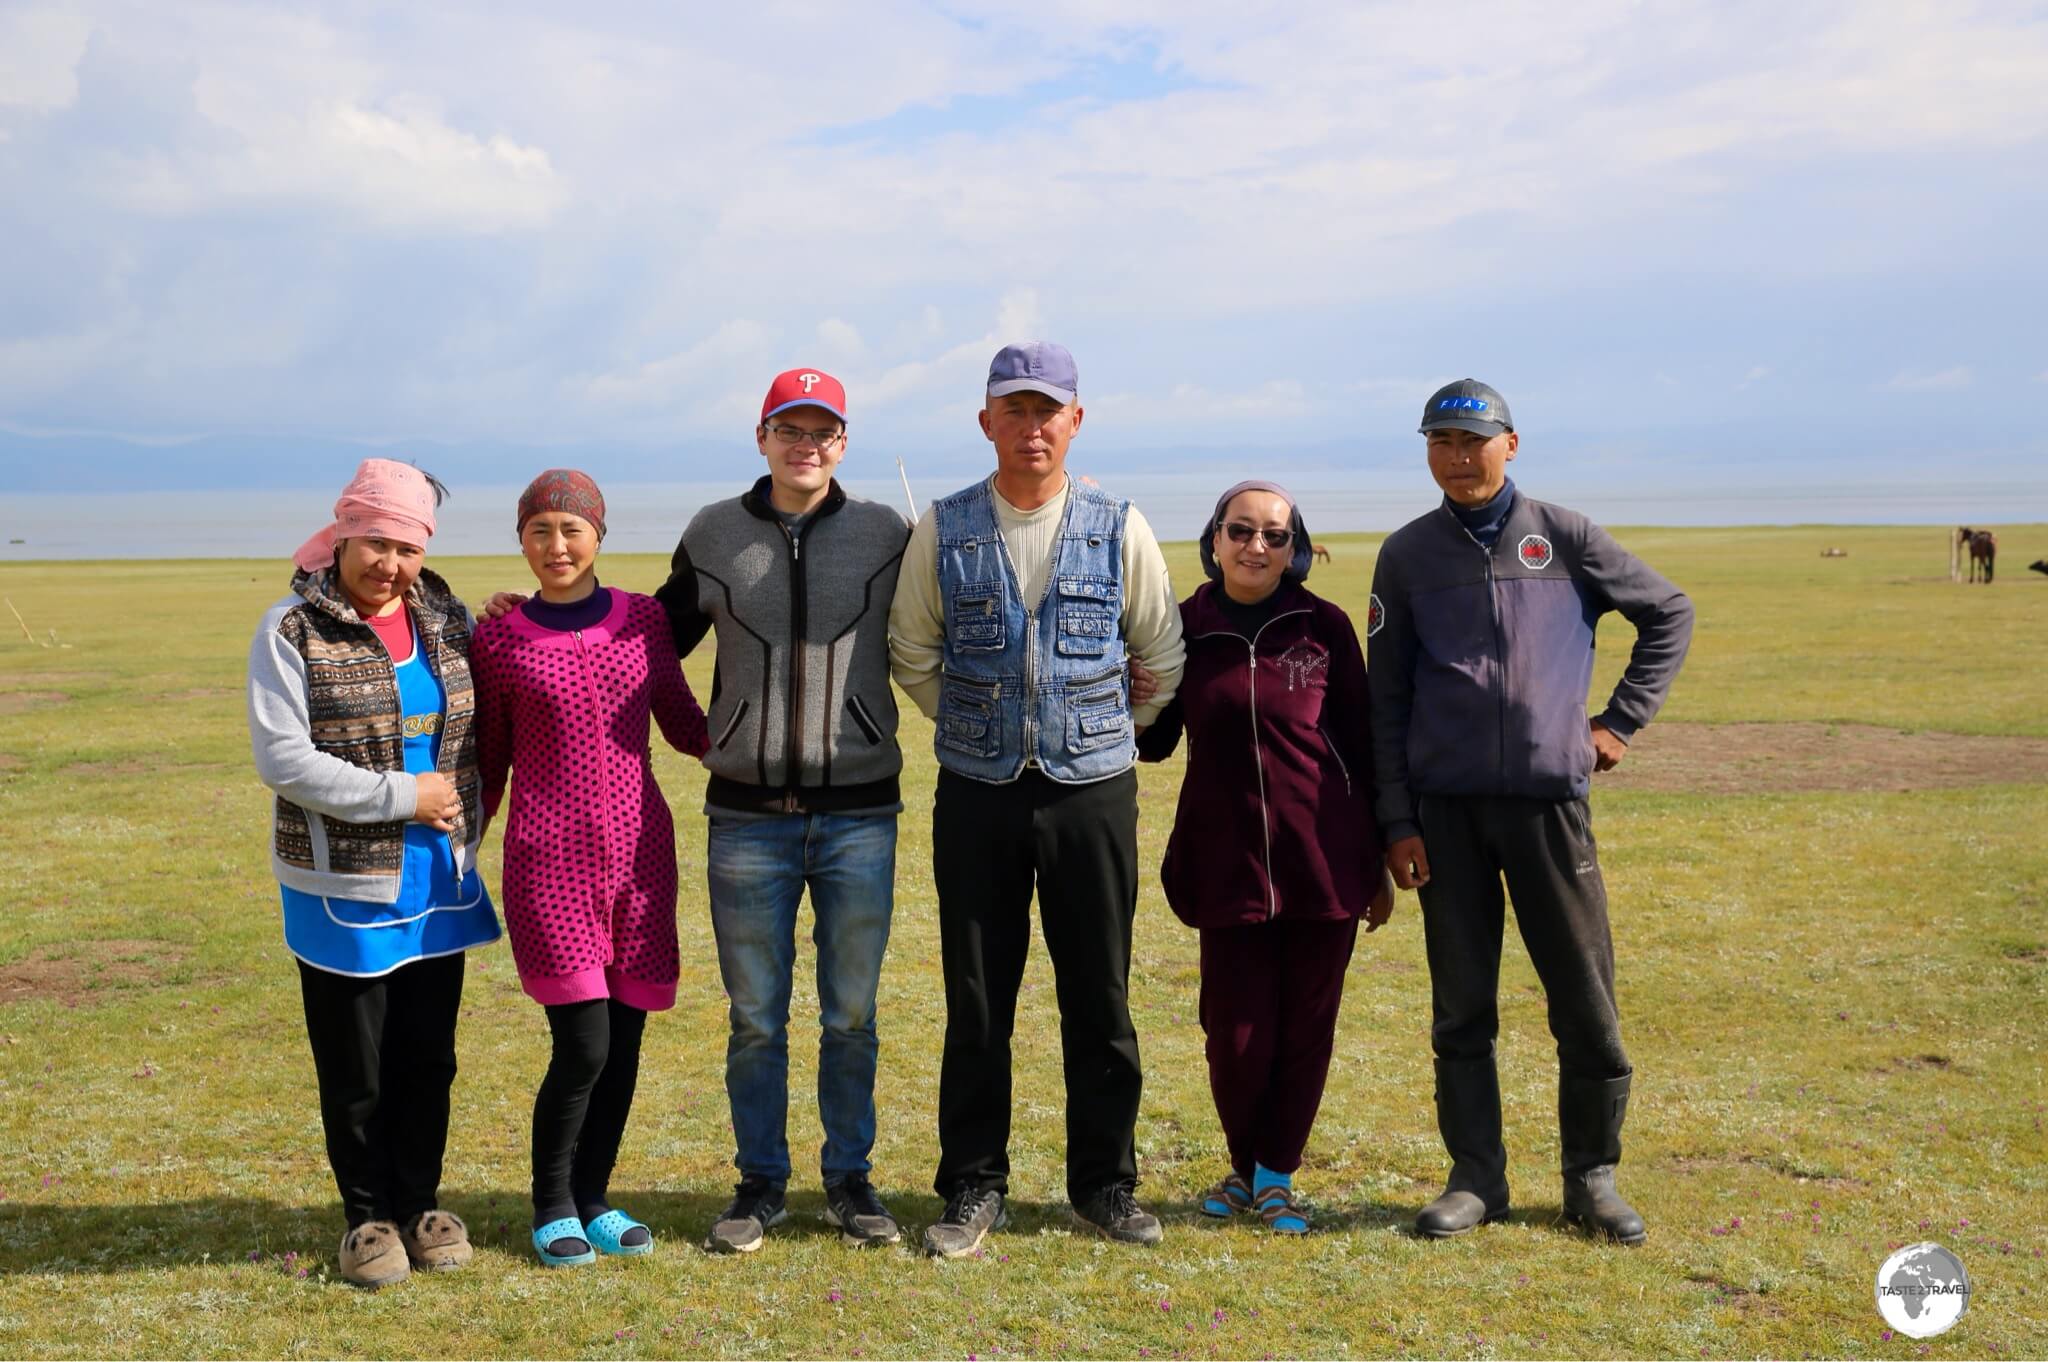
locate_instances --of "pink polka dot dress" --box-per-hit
[473,590,709,1012]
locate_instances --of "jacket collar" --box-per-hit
[1435,484,1535,552]
[292,562,460,631]
[742,475,848,524]
[1184,578,1313,638]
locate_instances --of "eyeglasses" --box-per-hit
[1218,521,1293,549]
[765,423,846,450]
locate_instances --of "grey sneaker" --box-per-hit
[824,1174,901,1247]
[1074,1182,1163,1245]
[703,1177,786,1254]
[921,1184,1008,1259]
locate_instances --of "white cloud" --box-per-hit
[0,7,93,111]
[6,2,2048,455]
[1345,377,1442,405]
[577,319,779,409]
[1091,380,1312,426]
[1885,366,1973,392]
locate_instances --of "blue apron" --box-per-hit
[281,628,500,977]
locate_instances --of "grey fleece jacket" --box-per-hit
[1366,491,1693,843]
[655,477,910,814]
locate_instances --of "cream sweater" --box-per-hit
[888,474,1185,726]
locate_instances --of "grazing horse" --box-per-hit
[2030,559,2048,578]
[1958,527,1997,583]
[1311,543,1332,563]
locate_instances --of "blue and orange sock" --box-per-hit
[1255,1164,1307,1231]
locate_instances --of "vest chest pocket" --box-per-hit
[948,581,1006,653]
[937,677,1001,759]
[1055,575,1118,657]
[1064,669,1130,754]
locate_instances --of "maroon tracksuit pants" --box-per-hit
[1197,915,1359,1177]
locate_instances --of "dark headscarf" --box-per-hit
[1198,479,1313,585]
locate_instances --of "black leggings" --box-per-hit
[532,998,647,1229]
[299,954,464,1229]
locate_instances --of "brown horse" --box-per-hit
[1958,527,1997,583]
[1311,543,1332,563]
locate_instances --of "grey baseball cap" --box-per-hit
[987,341,1078,405]
[1418,378,1513,436]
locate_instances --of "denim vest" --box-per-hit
[932,477,1134,783]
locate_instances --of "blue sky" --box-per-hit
[2,1,2046,500]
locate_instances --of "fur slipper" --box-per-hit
[401,1209,474,1270]
[340,1220,411,1289]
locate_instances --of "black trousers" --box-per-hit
[932,767,1143,1203]
[532,999,647,1226]
[297,953,465,1228]
[1416,794,1630,1079]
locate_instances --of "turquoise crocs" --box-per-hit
[584,1209,654,1257]
[533,1216,596,1268]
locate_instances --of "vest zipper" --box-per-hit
[995,514,1065,768]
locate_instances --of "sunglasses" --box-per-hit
[1218,521,1294,549]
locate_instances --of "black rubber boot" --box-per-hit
[1416,1056,1510,1238]
[1559,1072,1646,1245]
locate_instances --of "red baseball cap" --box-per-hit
[761,368,848,424]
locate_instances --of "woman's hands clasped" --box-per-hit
[412,771,463,831]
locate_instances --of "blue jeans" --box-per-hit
[706,812,896,1186]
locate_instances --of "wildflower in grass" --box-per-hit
[828,1291,843,1303]
[1160,1299,1172,1313]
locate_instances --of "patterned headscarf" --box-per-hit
[517,468,607,540]
[292,459,438,571]
[1198,479,1315,585]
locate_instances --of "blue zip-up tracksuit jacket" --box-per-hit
[1366,490,1693,843]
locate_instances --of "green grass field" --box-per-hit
[2,523,2045,1359]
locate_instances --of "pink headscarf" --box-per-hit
[292,459,439,571]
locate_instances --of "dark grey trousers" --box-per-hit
[1416,794,1630,1079]
[931,766,1143,1203]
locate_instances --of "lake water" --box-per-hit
[3,472,2046,560]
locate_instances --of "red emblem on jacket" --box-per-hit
[1517,534,1554,570]
[1366,593,1385,636]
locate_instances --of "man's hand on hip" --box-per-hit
[1590,719,1628,772]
